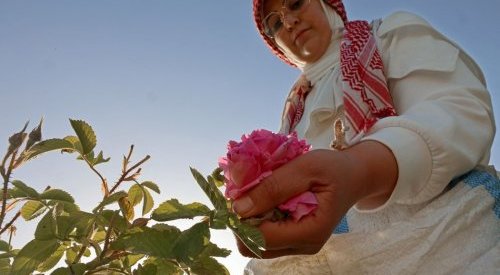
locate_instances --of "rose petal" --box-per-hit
[278,192,318,221]
[224,171,272,199]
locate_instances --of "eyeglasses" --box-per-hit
[263,0,311,39]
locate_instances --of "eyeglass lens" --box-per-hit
[264,0,309,38]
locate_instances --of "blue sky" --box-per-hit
[0,1,498,274]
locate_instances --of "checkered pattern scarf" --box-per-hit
[253,0,396,144]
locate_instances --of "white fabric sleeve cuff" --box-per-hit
[354,126,432,213]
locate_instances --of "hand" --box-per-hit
[232,141,398,258]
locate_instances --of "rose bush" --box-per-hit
[218,129,318,221]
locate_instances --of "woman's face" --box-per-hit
[263,0,332,64]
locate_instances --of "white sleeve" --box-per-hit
[356,12,495,212]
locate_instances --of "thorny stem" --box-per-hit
[72,223,96,266]
[8,225,15,248]
[0,154,9,171]
[0,211,20,236]
[0,151,18,232]
[100,212,116,261]
[109,155,150,195]
[124,145,134,172]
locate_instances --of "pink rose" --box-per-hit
[218,129,317,221]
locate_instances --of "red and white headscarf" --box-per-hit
[253,0,397,145]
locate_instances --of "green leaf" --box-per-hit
[210,167,225,188]
[97,210,127,233]
[93,191,128,213]
[0,251,16,259]
[92,150,110,166]
[10,239,60,275]
[55,215,77,239]
[65,246,77,264]
[48,200,80,213]
[69,119,96,155]
[128,184,143,207]
[51,263,86,275]
[40,189,75,203]
[230,215,265,258]
[80,150,110,166]
[10,180,39,198]
[151,199,210,222]
[34,211,57,240]
[36,243,65,272]
[209,210,229,230]
[141,181,160,194]
[91,229,107,243]
[0,240,11,252]
[6,187,27,199]
[190,256,230,275]
[20,200,46,221]
[200,242,231,258]
[141,187,154,216]
[119,197,135,221]
[108,259,124,270]
[111,226,181,258]
[173,222,210,264]
[21,138,75,161]
[83,247,91,257]
[190,167,227,210]
[63,135,83,153]
[0,258,10,274]
[139,257,183,275]
[122,253,144,269]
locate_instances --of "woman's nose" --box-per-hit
[282,13,299,30]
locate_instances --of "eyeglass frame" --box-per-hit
[262,0,312,39]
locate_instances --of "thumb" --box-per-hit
[232,156,312,218]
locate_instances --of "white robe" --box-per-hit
[245,11,499,275]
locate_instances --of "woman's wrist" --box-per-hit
[342,140,398,210]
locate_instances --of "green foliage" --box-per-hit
[20,200,46,221]
[0,240,11,252]
[11,180,39,199]
[141,181,160,194]
[93,191,128,213]
[190,168,227,211]
[151,199,211,221]
[111,225,181,258]
[69,119,97,155]
[10,239,60,275]
[191,167,266,258]
[40,189,75,203]
[21,138,75,161]
[0,119,247,274]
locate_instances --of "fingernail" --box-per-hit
[233,196,254,215]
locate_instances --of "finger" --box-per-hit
[236,236,317,259]
[258,205,335,250]
[232,154,314,218]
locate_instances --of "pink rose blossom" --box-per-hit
[218,129,318,221]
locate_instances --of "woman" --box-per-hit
[233,0,499,274]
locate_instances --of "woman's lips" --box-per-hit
[294,28,310,44]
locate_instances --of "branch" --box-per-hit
[100,212,116,260]
[72,222,96,265]
[123,145,134,173]
[0,151,17,230]
[82,155,109,197]
[0,211,20,236]
[109,155,150,194]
